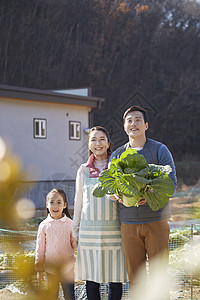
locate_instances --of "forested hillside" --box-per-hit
[0,0,200,183]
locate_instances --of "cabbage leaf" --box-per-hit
[92,148,175,211]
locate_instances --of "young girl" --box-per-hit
[35,188,77,300]
[73,126,127,300]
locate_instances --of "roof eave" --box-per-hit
[0,84,104,108]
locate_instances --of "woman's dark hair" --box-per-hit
[88,126,113,157]
[46,188,72,219]
[123,105,148,123]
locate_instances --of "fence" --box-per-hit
[0,222,200,299]
[168,222,200,300]
[19,180,76,210]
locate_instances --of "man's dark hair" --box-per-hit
[123,106,148,123]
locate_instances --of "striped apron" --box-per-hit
[75,166,128,283]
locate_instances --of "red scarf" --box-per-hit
[86,153,111,178]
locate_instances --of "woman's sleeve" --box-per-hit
[72,165,84,239]
[35,224,46,272]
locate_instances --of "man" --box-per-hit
[109,106,177,290]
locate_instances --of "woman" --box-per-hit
[73,126,127,300]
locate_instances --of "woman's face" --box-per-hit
[88,130,110,160]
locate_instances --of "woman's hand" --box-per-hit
[73,238,78,248]
[109,194,123,203]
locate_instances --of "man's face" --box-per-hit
[124,111,148,139]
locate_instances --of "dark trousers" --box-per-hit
[86,280,122,300]
[62,282,75,300]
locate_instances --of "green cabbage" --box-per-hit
[92,148,175,211]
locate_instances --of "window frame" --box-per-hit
[33,118,47,139]
[69,121,81,140]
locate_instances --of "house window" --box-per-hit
[34,119,47,139]
[69,121,81,140]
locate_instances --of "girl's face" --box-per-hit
[88,130,110,160]
[46,192,66,219]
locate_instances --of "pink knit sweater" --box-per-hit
[35,214,76,281]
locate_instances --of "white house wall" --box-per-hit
[0,98,89,181]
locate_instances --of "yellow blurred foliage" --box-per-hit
[0,140,29,227]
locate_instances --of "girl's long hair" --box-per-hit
[46,188,72,219]
[88,126,113,157]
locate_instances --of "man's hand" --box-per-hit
[109,195,147,205]
[137,197,147,205]
[109,194,123,203]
